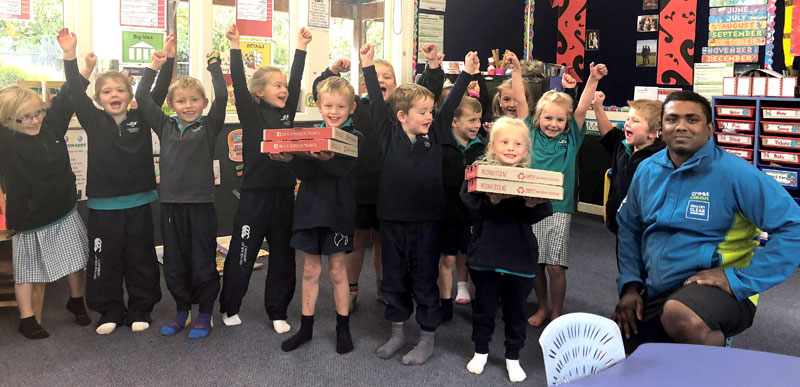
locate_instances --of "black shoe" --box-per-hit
[19,316,49,339]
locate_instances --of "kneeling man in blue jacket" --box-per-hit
[612,90,800,354]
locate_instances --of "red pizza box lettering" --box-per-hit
[467,178,564,200]
[760,136,800,151]
[761,121,800,135]
[762,107,800,119]
[263,127,359,146]
[760,150,800,165]
[715,119,754,133]
[464,164,563,186]
[721,146,753,160]
[714,105,754,118]
[715,132,753,146]
[260,139,358,157]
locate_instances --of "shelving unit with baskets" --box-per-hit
[712,96,800,207]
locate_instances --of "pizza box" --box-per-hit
[721,147,753,160]
[715,119,755,133]
[263,127,358,146]
[260,139,358,157]
[761,121,800,135]
[467,178,564,200]
[715,132,753,146]
[464,164,563,186]
[714,105,755,118]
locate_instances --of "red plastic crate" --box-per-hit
[721,146,753,160]
[761,121,800,135]
[715,132,753,146]
[762,107,800,119]
[715,105,755,118]
[760,136,800,150]
[716,119,755,132]
[760,150,800,165]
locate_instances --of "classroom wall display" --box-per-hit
[0,0,30,21]
[553,0,587,82]
[657,0,697,85]
[120,0,166,30]
[307,0,330,30]
[787,3,798,59]
[637,15,659,32]
[765,0,777,69]
[121,31,164,65]
[637,39,657,67]
[586,30,599,51]
[65,130,88,201]
[236,0,273,38]
[524,0,535,60]
[644,0,659,10]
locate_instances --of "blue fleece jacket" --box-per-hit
[616,139,800,305]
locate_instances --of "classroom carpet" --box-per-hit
[1,213,799,386]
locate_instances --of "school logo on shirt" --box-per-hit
[191,124,203,133]
[280,114,291,127]
[420,134,431,148]
[685,191,710,221]
[125,121,141,133]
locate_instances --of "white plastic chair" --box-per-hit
[539,312,626,385]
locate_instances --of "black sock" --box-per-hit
[349,283,358,292]
[281,315,314,352]
[336,313,353,354]
[441,298,453,322]
[66,297,91,326]
[19,316,49,339]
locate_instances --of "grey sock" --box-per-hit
[401,330,435,365]
[376,324,405,359]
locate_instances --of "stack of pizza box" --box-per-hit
[261,127,358,157]
[465,164,564,200]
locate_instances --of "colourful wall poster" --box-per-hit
[701,46,759,54]
[709,29,767,39]
[552,0,587,82]
[708,37,767,46]
[120,0,166,30]
[710,0,767,6]
[710,4,767,14]
[236,0,273,38]
[0,0,31,21]
[701,54,759,62]
[240,41,271,69]
[122,31,164,64]
[708,20,768,30]
[693,62,734,101]
[657,0,697,85]
[228,129,243,162]
[709,12,767,22]
[65,129,89,201]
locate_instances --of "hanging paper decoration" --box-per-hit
[552,0,587,82]
[413,0,419,79]
[765,0,777,69]
[657,0,698,85]
[524,0,535,61]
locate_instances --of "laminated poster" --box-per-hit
[552,0,587,82]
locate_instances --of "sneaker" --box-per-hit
[455,283,471,304]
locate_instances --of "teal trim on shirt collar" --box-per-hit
[319,118,353,128]
[621,139,633,156]
[171,115,205,133]
[452,130,482,152]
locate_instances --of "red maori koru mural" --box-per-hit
[552,0,587,82]
[658,0,697,85]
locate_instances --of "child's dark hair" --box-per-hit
[454,96,482,118]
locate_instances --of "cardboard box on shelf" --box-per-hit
[263,127,358,146]
[467,178,564,200]
[464,164,564,186]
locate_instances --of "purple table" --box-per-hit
[566,343,800,386]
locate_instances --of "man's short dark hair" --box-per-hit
[662,90,712,124]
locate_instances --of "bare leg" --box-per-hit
[300,252,323,316]
[345,228,370,288]
[661,300,725,346]
[547,264,566,321]
[329,252,350,316]
[528,264,549,327]
[438,254,455,299]
[455,253,468,283]
[66,270,85,298]
[14,283,34,318]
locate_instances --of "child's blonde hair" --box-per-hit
[627,99,662,133]
[248,66,284,102]
[167,76,206,104]
[483,116,531,167]
[454,96,482,119]
[533,89,574,131]
[0,85,45,130]
[491,78,533,118]
[388,84,434,117]
[374,59,396,80]
[316,76,355,104]
[94,71,134,103]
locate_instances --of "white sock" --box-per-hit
[467,352,488,375]
[506,358,527,382]
[95,322,117,335]
[272,319,291,334]
[131,322,150,332]
[456,282,471,302]
[222,313,242,326]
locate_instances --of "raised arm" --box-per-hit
[591,91,615,137]
[574,62,608,128]
[506,51,528,121]
[360,43,393,141]
[150,34,176,105]
[436,51,477,137]
[135,52,172,138]
[58,28,106,135]
[205,50,229,138]
[286,27,312,124]
[312,58,350,102]
[417,43,446,100]
[226,24,257,119]
[47,51,94,136]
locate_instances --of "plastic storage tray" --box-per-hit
[762,107,800,119]
[716,119,755,132]
[760,150,800,165]
[759,165,799,190]
[716,132,754,146]
[761,136,800,150]
[761,121,800,135]
[715,105,755,118]
[722,146,753,160]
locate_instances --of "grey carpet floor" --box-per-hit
[1,213,798,386]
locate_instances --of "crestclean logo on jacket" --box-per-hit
[686,191,710,221]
